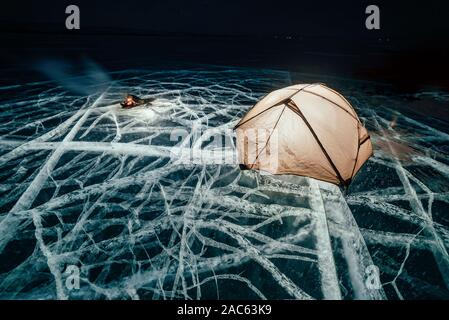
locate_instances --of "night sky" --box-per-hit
[1,0,448,43]
[1,0,448,89]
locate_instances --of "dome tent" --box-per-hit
[234,83,373,186]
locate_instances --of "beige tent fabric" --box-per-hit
[234,83,373,186]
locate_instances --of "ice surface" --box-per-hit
[0,67,448,299]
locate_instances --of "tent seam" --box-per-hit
[286,99,346,186]
[234,84,318,129]
[350,123,362,181]
[249,105,287,170]
[300,89,359,122]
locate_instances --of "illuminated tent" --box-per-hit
[234,83,373,186]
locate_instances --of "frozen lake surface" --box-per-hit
[0,66,448,299]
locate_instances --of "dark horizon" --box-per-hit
[1,1,449,91]
[1,1,448,44]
